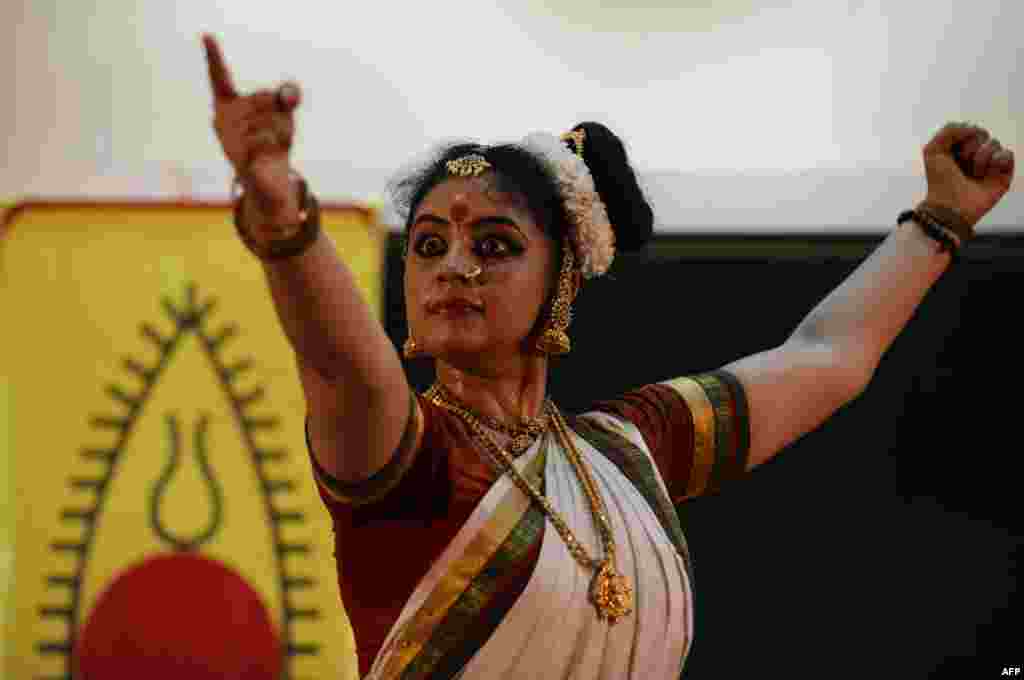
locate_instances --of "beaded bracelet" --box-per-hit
[915,202,974,244]
[898,208,961,259]
[232,174,322,261]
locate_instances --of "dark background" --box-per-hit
[382,230,1022,678]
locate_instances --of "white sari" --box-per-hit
[366,410,693,679]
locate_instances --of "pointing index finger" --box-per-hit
[203,34,238,100]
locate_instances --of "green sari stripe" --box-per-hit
[691,373,736,496]
[424,507,546,679]
[712,368,751,476]
[399,459,547,679]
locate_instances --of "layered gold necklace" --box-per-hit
[425,382,549,457]
[424,381,633,624]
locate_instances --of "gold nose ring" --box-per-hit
[465,265,482,280]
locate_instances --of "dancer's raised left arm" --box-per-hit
[722,121,1015,471]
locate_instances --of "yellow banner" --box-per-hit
[1,201,380,679]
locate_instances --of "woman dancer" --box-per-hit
[203,34,1014,679]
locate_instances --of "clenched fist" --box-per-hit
[923,121,1015,230]
[203,34,304,231]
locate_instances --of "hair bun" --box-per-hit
[568,122,654,253]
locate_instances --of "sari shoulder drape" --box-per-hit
[368,410,698,679]
[568,411,695,589]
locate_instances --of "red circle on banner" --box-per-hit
[75,552,282,679]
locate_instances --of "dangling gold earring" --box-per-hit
[403,337,426,359]
[534,236,576,356]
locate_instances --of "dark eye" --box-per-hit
[478,235,515,258]
[416,234,445,257]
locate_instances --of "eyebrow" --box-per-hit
[412,214,527,239]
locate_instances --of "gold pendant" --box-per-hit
[589,562,633,624]
[510,433,532,455]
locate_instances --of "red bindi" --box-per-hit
[450,201,470,224]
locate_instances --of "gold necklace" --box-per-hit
[424,383,549,457]
[424,383,633,624]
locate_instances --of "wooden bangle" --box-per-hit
[233,176,322,262]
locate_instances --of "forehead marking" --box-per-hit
[450,200,470,223]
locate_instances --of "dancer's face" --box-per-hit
[403,173,573,371]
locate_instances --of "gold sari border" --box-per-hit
[376,447,548,679]
[662,371,750,498]
[307,387,424,507]
[661,376,717,499]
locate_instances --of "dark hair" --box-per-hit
[388,122,655,265]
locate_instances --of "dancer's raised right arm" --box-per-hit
[203,34,417,483]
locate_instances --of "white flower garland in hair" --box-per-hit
[519,132,616,279]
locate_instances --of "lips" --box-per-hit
[427,298,484,314]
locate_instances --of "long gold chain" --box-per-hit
[424,383,633,624]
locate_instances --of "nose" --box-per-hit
[438,236,481,282]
